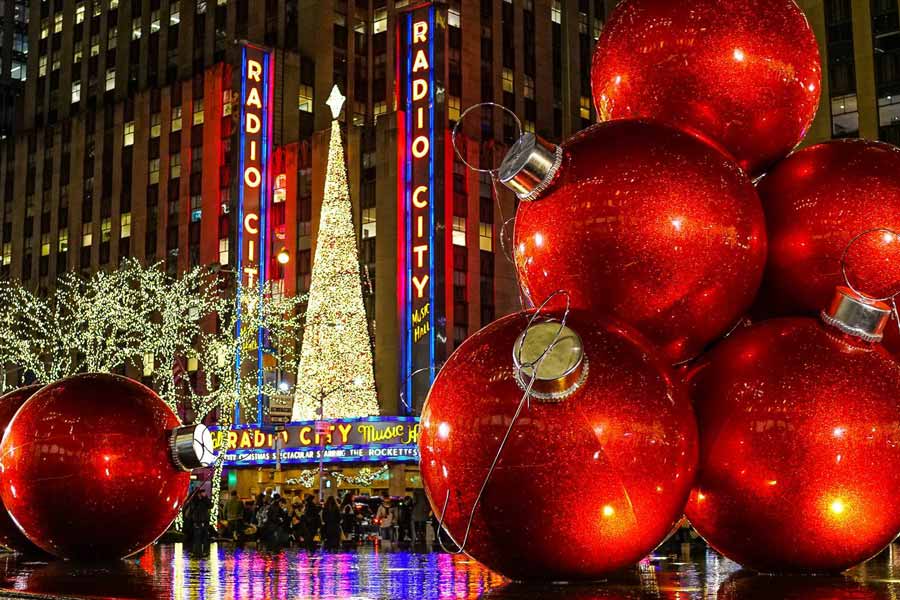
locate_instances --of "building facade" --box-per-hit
[0,0,29,136]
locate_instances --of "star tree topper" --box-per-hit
[326,84,346,120]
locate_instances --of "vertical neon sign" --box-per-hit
[401,6,437,414]
[236,43,274,424]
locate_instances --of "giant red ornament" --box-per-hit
[590,0,821,176]
[685,289,900,573]
[756,140,900,318]
[0,385,46,555]
[501,121,766,364]
[0,373,212,560]
[419,309,698,581]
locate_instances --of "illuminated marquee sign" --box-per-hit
[236,43,274,423]
[400,6,439,413]
[209,417,421,466]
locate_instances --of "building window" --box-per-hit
[54,13,63,34]
[75,2,86,24]
[362,207,376,239]
[170,153,181,178]
[373,9,387,34]
[105,68,116,91]
[222,91,232,116]
[41,234,51,257]
[374,102,387,119]
[41,18,50,40]
[453,216,466,246]
[552,0,562,24]
[39,56,48,77]
[172,106,183,131]
[124,121,135,146]
[58,230,68,253]
[449,7,461,28]
[11,61,26,81]
[71,81,81,104]
[580,96,591,120]
[298,85,313,112]
[502,68,514,94]
[831,93,860,138]
[121,213,132,238]
[218,238,229,265]
[170,1,181,25]
[151,10,161,33]
[108,26,118,49]
[193,100,204,125]
[149,158,160,184]
[879,94,900,130]
[524,75,535,99]
[197,0,207,13]
[82,223,92,247]
[73,43,84,63]
[101,218,112,242]
[479,222,493,252]
[150,113,161,138]
[89,34,100,57]
[2,243,10,265]
[448,96,461,122]
[190,195,202,222]
[132,17,142,40]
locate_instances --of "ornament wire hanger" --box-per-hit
[451,102,530,309]
[436,289,571,555]
[839,227,900,334]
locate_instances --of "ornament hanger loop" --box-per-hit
[436,290,571,555]
[398,365,443,413]
[451,102,523,175]
[840,228,900,303]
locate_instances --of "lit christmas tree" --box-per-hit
[292,86,379,421]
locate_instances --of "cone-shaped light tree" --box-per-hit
[292,86,379,421]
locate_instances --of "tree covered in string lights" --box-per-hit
[292,86,379,421]
[0,259,219,396]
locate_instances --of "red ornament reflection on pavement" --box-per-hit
[513,120,766,364]
[591,0,821,176]
[0,373,190,560]
[419,310,698,581]
[685,318,900,573]
[0,385,46,556]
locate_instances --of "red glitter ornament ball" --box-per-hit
[505,121,766,364]
[591,0,821,175]
[685,309,900,572]
[419,309,698,581]
[756,140,900,317]
[0,385,46,555]
[0,374,201,560]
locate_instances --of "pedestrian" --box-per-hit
[398,496,414,544]
[290,497,305,546]
[376,493,395,547]
[224,490,244,542]
[412,489,428,545]
[340,492,357,544]
[302,495,322,551]
[189,487,213,555]
[322,496,342,550]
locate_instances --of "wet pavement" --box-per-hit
[0,541,899,599]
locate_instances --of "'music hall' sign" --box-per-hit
[208,417,420,467]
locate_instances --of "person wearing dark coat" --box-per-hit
[340,493,357,543]
[302,495,322,551]
[189,488,213,554]
[322,496,342,550]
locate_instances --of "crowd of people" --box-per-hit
[182,488,430,555]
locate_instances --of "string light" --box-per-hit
[284,465,390,489]
[291,110,378,421]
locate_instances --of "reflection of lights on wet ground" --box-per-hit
[4,542,900,598]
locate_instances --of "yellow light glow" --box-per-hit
[830,499,845,515]
[276,248,290,265]
[602,505,615,517]
[733,49,745,62]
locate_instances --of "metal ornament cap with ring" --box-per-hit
[513,321,587,402]
[820,228,900,344]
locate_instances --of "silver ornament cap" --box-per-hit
[499,133,564,201]
[169,424,216,471]
[513,321,588,402]
[821,286,891,343]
